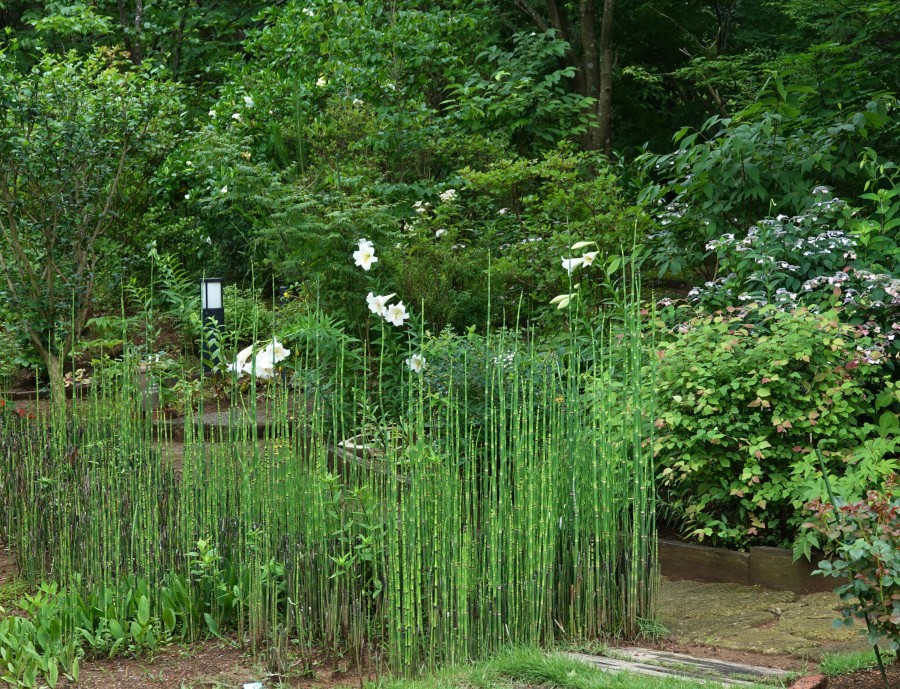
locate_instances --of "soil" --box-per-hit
[826,661,900,689]
[59,641,375,689]
[0,546,16,585]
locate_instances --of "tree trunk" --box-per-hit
[45,352,66,421]
[579,0,599,149]
[595,0,615,155]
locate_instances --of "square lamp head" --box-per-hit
[200,278,223,310]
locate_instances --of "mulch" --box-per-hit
[825,661,900,689]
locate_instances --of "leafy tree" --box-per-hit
[1,0,259,96]
[0,48,181,409]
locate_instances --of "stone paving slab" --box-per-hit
[567,648,792,686]
[658,578,869,659]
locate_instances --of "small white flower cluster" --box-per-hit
[654,200,688,228]
[438,188,457,203]
[228,339,291,379]
[413,200,431,215]
[801,271,851,292]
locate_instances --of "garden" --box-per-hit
[0,1,898,688]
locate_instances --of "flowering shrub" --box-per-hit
[654,303,885,549]
[689,188,900,365]
[803,476,900,651]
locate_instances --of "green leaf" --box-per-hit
[137,595,150,627]
[203,613,224,640]
[47,658,58,688]
[108,619,124,640]
[162,607,176,633]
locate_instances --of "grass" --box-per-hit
[820,649,898,676]
[0,576,28,611]
[364,647,773,689]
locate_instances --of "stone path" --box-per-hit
[657,578,869,659]
[569,648,792,686]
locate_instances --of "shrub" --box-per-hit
[803,475,900,652]
[654,303,885,549]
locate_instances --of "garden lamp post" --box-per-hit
[200,277,225,373]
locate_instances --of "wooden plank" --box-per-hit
[749,546,842,594]
[658,538,752,585]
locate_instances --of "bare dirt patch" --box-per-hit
[60,641,372,689]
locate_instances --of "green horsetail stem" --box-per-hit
[0,279,656,675]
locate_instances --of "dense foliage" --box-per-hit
[0,0,898,679]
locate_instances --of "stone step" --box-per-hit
[567,647,792,687]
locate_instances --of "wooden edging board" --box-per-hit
[658,538,842,594]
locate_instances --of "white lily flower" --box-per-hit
[550,294,574,309]
[367,292,396,317]
[581,251,598,267]
[570,240,597,251]
[561,257,584,275]
[264,338,291,363]
[353,240,378,271]
[405,354,425,373]
[253,350,276,379]
[384,301,410,327]
[228,344,256,374]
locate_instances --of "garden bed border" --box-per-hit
[658,538,841,594]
